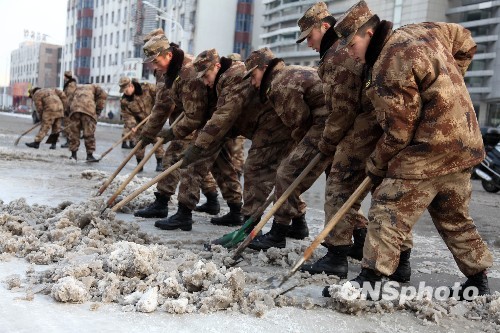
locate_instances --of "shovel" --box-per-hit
[104,138,165,208]
[276,177,372,288]
[231,153,323,260]
[206,193,275,250]
[95,114,151,162]
[14,123,41,146]
[109,159,183,213]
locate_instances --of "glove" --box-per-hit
[317,138,336,156]
[138,135,155,148]
[367,170,384,192]
[180,145,203,169]
[157,128,175,142]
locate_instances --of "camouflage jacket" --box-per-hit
[365,21,484,179]
[195,76,290,150]
[318,26,363,148]
[120,81,156,130]
[67,84,108,121]
[260,59,327,139]
[32,88,66,120]
[142,48,208,139]
[63,79,77,116]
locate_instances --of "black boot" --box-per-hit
[210,202,244,226]
[195,192,220,215]
[348,228,367,261]
[155,157,164,172]
[49,143,56,150]
[134,191,169,218]
[25,141,40,149]
[301,245,350,278]
[452,271,490,301]
[129,141,135,149]
[61,140,69,148]
[155,203,193,231]
[121,141,130,149]
[248,221,289,251]
[136,157,144,172]
[243,215,262,234]
[70,151,77,160]
[86,153,98,162]
[323,267,382,297]
[287,215,309,239]
[388,249,411,283]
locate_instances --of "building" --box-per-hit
[10,41,62,107]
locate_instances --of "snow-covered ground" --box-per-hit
[0,113,499,332]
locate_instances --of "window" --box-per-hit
[122,29,126,42]
[109,54,112,64]
[117,9,121,22]
[93,37,96,47]
[105,14,108,25]
[103,56,106,66]
[96,76,100,83]
[111,11,114,23]
[116,31,120,44]
[104,34,107,46]
[100,15,103,27]
[110,32,113,45]
[97,56,101,67]
[45,48,53,54]
[101,75,104,83]
[235,13,252,32]
[107,75,110,83]
[94,17,97,28]
[99,36,102,47]
[92,57,95,68]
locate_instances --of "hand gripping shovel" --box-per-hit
[231,153,323,261]
[14,123,41,146]
[108,159,183,213]
[96,141,143,196]
[205,193,275,250]
[95,115,151,162]
[275,177,372,288]
[104,138,165,209]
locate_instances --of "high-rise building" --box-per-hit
[10,41,62,107]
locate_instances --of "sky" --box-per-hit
[0,0,67,86]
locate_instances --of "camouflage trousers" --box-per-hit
[35,116,62,142]
[241,139,294,217]
[227,136,246,177]
[201,172,217,194]
[274,116,331,224]
[156,136,192,197]
[178,141,242,210]
[362,169,493,277]
[68,112,96,153]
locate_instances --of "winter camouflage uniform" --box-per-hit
[258,58,331,225]
[66,84,107,154]
[195,55,293,217]
[174,49,243,210]
[31,88,67,142]
[336,5,493,276]
[119,78,165,159]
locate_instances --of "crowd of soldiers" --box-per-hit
[25,1,493,300]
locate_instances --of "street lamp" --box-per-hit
[142,1,187,48]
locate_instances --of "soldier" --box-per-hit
[241,47,332,251]
[143,47,243,231]
[182,52,294,234]
[25,87,67,150]
[332,0,493,298]
[62,71,77,148]
[118,77,165,172]
[65,84,107,161]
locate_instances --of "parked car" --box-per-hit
[15,105,31,114]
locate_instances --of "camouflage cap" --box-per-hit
[296,2,330,44]
[334,0,374,50]
[226,53,242,61]
[143,28,165,43]
[28,86,40,98]
[243,47,275,80]
[143,35,170,63]
[193,49,220,78]
[118,76,132,93]
[64,70,73,79]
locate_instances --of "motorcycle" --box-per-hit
[474,127,500,193]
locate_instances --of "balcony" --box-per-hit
[260,26,298,39]
[474,35,498,43]
[447,0,500,14]
[265,0,316,16]
[465,70,494,77]
[468,87,491,94]
[263,12,303,27]
[473,52,496,60]
[460,17,500,28]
